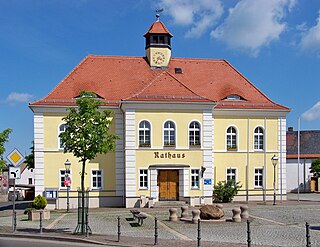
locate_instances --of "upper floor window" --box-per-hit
[139,121,151,147]
[226,126,237,150]
[58,124,68,149]
[254,127,264,151]
[164,121,175,147]
[189,121,201,147]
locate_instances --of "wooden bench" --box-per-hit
[130,210,147,226]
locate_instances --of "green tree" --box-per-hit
[59,91,119,234]
[213,180,242,203]
[25,141,34,169]
[310,158,320,178]
[0,128,12,171]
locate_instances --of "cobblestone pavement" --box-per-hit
[1,196,320,246]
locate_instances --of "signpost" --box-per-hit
[7,148,24,232]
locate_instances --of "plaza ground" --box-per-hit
[1,193,320,246]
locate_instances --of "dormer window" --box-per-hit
[223,95,245,101]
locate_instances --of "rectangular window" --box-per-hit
[191,169,200,189]
[28,178,33,185]
[254,168,263,188]
[92,170,102,189]
[60,170,66,188]
[139,169,148,189]
[226,168,237,182]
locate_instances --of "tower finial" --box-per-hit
[155,8,164,21]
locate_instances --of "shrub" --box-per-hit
[213,180,242,203]
[32,195,47,210]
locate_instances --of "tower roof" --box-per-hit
[144,20,173,37]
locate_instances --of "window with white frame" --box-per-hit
[59,170,71,189]
[254,168,263,188]
[139,121,151,147]
[58,124,68,149]
[226,168,237,182]
[189,121,201,146]
[191,169,200,189]
[91,170,102,189]
[254,127,264,151]
[139,169,148,189]
[164,121,175,146]
[226,126,237,150]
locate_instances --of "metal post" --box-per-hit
[154,217,158,245]
[273,164,276,205]
[13,211,17,232]
[306,222,311,247]
[67,185,70,213]
[298,117,300,202]
[117,216,121,242]
[197,218,201,247]
[247,220,251,247]
[85,212,89,237]
[40,210,43,234]
[12,178,16,231]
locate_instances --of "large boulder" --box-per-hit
[200,205,224,220]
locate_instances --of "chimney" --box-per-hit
[288,127,294,132]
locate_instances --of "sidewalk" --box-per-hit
[1,197,320,246]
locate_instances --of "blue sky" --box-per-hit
[0,0,320,158]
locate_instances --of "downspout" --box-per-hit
[263,117,267,203]
[246,116,250,203]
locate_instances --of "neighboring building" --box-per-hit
[29,17,290,209]
[286,127,320,192]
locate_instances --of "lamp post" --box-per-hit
[64,159,71,212]
[271,155,278,205]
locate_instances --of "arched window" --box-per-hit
[254,127,264,151]
[226,126,237,150]
[164,121,175,146]
[58,124,68,149]
[189,121,201,146]
[139,121,151,147]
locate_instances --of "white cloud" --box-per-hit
[159,0,223,38]
[299,11,320,55]
[211,0,296,56]
[302,101,320,121]
[4,92,34,105]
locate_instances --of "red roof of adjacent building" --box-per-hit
[30,55,289,110]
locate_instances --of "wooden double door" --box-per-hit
[158,170,179,201]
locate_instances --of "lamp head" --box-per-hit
[64,159,71,172]
[271,155,278,166]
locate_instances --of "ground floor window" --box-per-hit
[59,170,67,189]
[139,169,148,189]
[254,168,263,188]
[91,170,103,189]
[226,168,237,182]
[191,169,200,189]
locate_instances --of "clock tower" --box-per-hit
[144,16,173,68]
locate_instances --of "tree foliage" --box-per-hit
[310,158,320,178]
[25,141,34,169]
[213,180,242,203]
[0,128,12,170]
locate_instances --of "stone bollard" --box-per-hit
[192,209,201,224]
[169,208,178,221]
[240,205,249,220]
[232,208,241,223]
[215,204,223,210]
[181,206,189,218]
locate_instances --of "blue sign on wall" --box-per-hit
[204,179,212,185]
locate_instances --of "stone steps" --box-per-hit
[153,201,188,208]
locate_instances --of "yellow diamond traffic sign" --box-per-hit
[7,148,25,167]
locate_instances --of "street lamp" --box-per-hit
[271,155,278,205]
[64,159,71,212]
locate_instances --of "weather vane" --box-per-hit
[155,8,164,21]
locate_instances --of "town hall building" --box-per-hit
[29,17,289,209]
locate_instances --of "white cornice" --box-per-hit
[214,108,289,117]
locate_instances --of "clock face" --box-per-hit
[152,51,166,65]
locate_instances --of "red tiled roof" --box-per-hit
[30,55,289,111]
[144,20,173,37]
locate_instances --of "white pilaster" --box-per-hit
[34,113,44,196]
[179,168,189,197]
[125,109,136,198]
[278,117,287,196]
[202,110,213,197]
[150,169,158,200]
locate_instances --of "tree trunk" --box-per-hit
[81,159,86,234]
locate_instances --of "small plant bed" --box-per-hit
[24,195,50,221]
